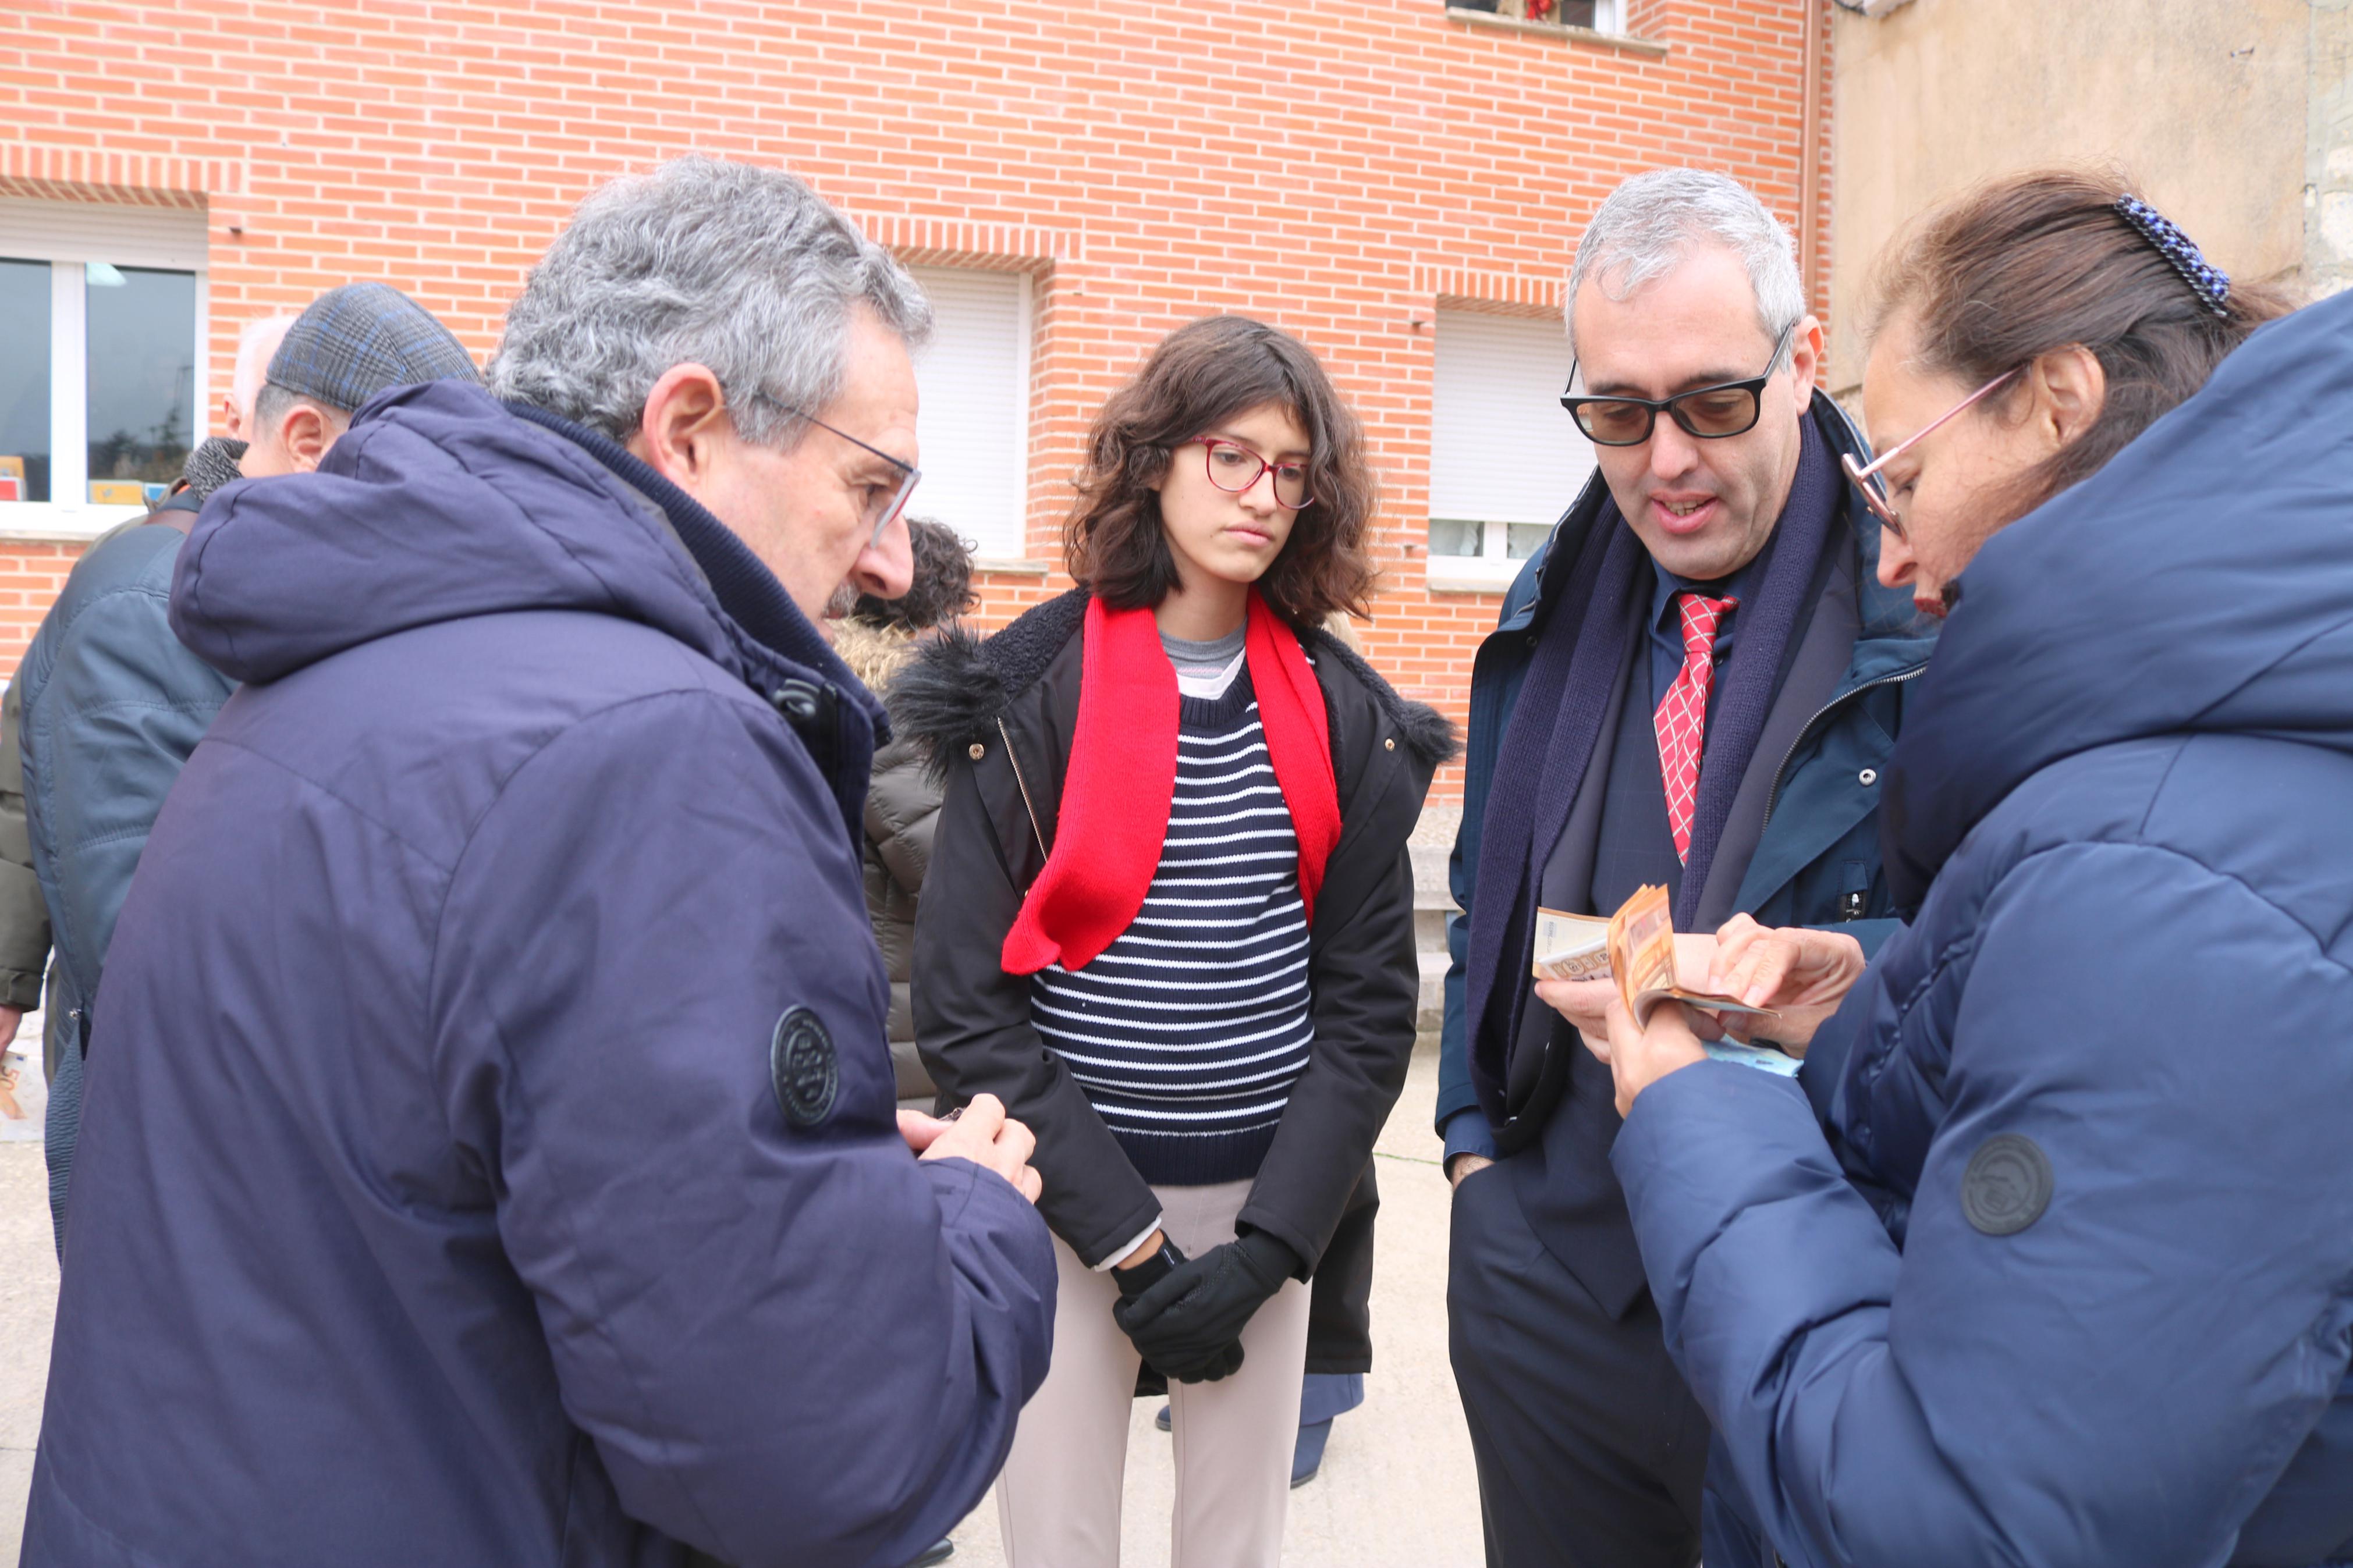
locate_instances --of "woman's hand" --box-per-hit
[1707,915,1866,1049]
[1591,995,1709,1118]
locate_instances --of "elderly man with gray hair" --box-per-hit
[24,158,1056,1568]
[1433,168,1937,1566]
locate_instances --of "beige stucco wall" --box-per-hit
[1826,0,2312,393]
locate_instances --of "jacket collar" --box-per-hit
[503,402,885,737]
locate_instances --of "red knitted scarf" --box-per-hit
[1001,592,1342,976]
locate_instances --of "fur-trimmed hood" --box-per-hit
[888,588,1458,778]
[828,617,921,697]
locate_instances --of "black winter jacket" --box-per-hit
[896,589,1453,1285]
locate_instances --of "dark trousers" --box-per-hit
[1447,1161,1710,1568]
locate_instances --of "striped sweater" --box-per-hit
[1028,665,1313,1185]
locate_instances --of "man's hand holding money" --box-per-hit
[1534,931,1717,1054]
[1563,918,1869,1115]
[1706,916,1866,1048]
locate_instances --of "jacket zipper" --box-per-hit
[1759,663,1928,829]
[996,716,1048,870]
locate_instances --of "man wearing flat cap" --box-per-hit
[5,282,479,1250]
[240,280,481,478]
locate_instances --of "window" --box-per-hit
[1427,308,1596,590]
[906,266,1032,563]
[1446,0,1626,32]
[0,198,208,535]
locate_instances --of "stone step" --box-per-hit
[1417,948,1450,1040]
[1410,840,1457,960]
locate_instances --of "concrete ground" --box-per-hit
[0,1020,1482,1565]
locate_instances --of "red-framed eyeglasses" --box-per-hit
[1190,438,1314,511]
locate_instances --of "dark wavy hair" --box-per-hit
[850,515,977,631]
[1064,315,1378,624]
[1868,167,2295,527]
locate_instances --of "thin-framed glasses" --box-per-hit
[760,397,922,547]
[1190,438,1314,510]
[1560,321,1797,447]
[1839,369,2019,542]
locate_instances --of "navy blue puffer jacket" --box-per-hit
[23,381,1056,1568]
[1612,291,2353,1567]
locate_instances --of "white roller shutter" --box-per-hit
[0,198,208,269]
[1429,308,1592,527]
[907,266,1030,561]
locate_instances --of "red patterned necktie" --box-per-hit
[1655,593,1737,863]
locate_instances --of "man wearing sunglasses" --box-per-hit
[25,159,1056,1568]
[1436,168,1940,1567]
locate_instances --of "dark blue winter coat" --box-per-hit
[1614,292,2353,1566]
[13,519,233,1060]
[23,379,1057,1568]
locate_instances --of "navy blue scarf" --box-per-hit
[1464,418,1841,1125]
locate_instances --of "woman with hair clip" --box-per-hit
[896,314,1451,1567]
[1561,171,2353,1567]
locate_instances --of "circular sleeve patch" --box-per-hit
[1960,1133,2053,1236]
[771,1007,839,1130]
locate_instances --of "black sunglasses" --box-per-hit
[1560,321,1796,447]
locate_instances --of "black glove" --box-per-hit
[1113,1229,1298,1385]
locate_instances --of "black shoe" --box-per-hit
[907,1542,953,1567]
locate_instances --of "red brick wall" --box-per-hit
[2,0,1832,797]
[0,543,85,662]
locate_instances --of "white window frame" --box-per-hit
[1425,307,1593,593]
[1426,521,1553,593]
[0,199,210,542]
[1447,0,1626,34]
[905,266,1036,568]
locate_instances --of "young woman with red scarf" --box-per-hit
[896,314,1452,1566]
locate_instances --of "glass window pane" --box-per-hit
[86,265,196,504]
[1429,518,1485,558]
[0,258,52,503]
[1506,522,1552,560]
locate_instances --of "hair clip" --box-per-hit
[2113,195,2231,319]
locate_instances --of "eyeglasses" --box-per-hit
[757,396,922,548]
[1560,322,1797,447]
[1190,438,1314,510]
[1839,369,2019,542]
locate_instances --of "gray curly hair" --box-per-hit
[1567,168,1804,366]
[489,157,931,447]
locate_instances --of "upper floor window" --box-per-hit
[906,266,1032,564]
[0,198,208,535]
[1426,308,1596,591]
[1447,0,1626,32]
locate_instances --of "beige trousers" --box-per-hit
[996,1178,1312,1568]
